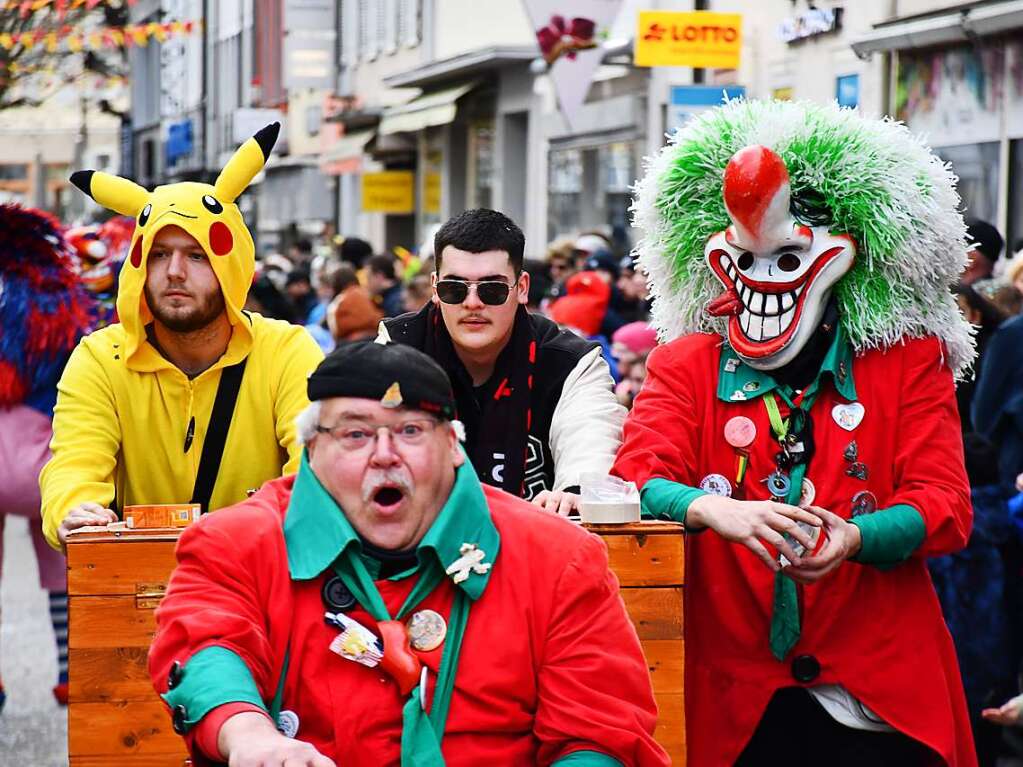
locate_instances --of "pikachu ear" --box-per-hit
[69,170,149,218]
[213,122,280,203]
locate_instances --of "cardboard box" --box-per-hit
[123,503,201,530]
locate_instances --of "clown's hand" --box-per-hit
[983,694,1023,727]
[784,507,861,584]
[686,494,822,572]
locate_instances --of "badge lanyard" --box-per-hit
[332,554,471,767]
[762,390,819,661]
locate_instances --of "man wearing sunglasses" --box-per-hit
[382,209,625,517]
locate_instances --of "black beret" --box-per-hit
[308,340,456,420]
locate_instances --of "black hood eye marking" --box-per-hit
[202,195,223,214]
[138,203,152,226]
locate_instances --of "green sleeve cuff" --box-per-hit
[553,750,624,766]
[850,504,926,568]
[161,646,267,732]
[641,477,707,525]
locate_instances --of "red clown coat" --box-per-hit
[148,468,669,767]
[613,332,975,766]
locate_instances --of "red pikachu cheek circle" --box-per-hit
[130,236,143,268]
[209,221,233,256]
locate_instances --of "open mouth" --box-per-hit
[372,485,405,510]
[708,245,848,355]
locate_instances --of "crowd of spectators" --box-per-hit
[246,226,659,410]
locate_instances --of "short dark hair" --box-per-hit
[330,264,360,294]
[367,253,397,281]
[434,209,525,273]
[339,236,373,267]
[965,218,1004,263]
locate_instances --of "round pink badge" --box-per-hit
[724,416,756,448]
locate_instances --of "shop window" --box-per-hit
[936,142,1000,226]
[547,148,582,241]
[600,142,636,241]
[0,164,29,181]
[469,120,494,210]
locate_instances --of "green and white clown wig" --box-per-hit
[632,99,975,377]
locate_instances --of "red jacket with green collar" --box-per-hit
[613,332,975,766]
[149,466,668,766]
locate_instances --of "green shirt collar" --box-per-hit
[716,323,857,405]
[284,449,500,600]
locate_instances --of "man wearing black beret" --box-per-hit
[148,340,668,767]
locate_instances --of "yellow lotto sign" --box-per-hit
[362,171,414,214]
[635,10,742,69]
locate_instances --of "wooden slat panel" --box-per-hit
[642,638,684,695]
[599,531,684,587]
[69,700,187,758]
[70,756,190,767]
[69,596,157,649]
[68,647,157,703]
[585,521,684,536]
[67,540,179,597]
[620,587,683,640]
[654,691,686,766]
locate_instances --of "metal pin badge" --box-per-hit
[851,490,878,517]
[763,471,791,499]
[843,441,858,463]
[846,462,869,481]
[407,609,447,652]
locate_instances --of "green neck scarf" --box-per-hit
[281,451,499,766]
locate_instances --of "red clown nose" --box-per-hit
[723,145,793,254]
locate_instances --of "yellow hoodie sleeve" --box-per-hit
[40,341,123,549]
[272,327,324,473]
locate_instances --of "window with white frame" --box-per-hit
[399,0,420,48]
[383,0,398,54]
[359,0,379,61]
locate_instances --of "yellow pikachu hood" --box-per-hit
[69,122,280,362]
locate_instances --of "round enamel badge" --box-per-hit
[699,473,733,497]
[277,709,300,738]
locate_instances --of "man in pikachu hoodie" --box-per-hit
[41,123,323,549]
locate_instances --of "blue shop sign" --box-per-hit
[836,74,859,109]
[166,120,194,165]
[668,85,746,136]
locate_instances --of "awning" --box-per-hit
[851,0,1023,57]
[321,130,375,164]
[378,82,477,136]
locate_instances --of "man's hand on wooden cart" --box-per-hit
[686,494,822,572]
[532,489,581,517]
[58,502,119,547]
[219,711,337,766]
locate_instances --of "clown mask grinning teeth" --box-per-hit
[705,145,856,370]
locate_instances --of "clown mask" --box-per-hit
[705,145,856,370]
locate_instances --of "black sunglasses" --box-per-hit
[435,279,511,306]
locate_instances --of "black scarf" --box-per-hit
[424,304,537,497]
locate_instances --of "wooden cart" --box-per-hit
[67,520,685,765]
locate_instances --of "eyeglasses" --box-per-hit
[315,418,441,451]
[435,279,511,306]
